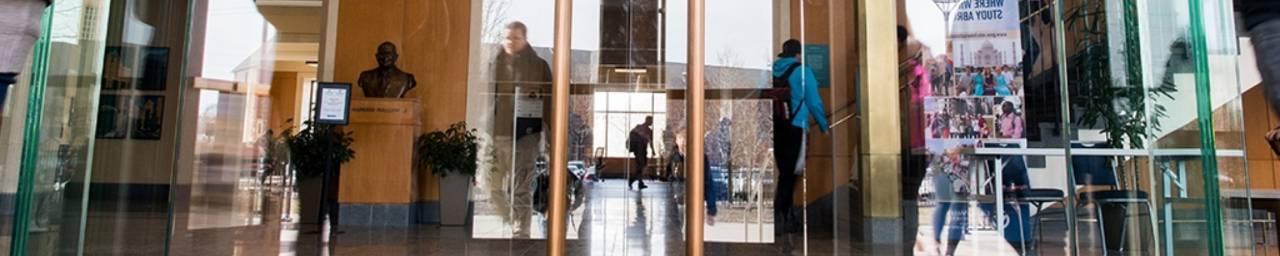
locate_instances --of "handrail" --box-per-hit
[827,112,859,130]
[826,101,860,130]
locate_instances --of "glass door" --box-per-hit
[8,1,114,255]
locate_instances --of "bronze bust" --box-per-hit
[358,42,417,98]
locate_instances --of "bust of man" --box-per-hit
[358,42,417,98]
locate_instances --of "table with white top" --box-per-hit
[961,146,1244,253]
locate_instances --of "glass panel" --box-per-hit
[7,1,112,255]
[1132,0,1248,254]
[1195,0,1253,254]
[673,0,785,253]
[163,1,306,254]
[472,0,556,245]
[584,0,685,253]
[474,0,690,253]
[900,0,1079,254]
[1060,0,1157,254]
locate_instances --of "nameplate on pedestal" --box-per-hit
[349,98,421,126]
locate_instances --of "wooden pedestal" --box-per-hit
[339,98,421,205]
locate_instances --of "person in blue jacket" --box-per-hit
[971,69,986,96]
[994,66,1012,96]
[771,39,830,238]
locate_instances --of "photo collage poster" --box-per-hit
[924,0,1025,173]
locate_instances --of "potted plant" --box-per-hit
[416,122,479,226]
[1063,2,1179,251]
[283,120,355,227]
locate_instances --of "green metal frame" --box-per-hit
[1187,0,1224,255]
[10,5,55,256]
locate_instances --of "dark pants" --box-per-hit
[0,73,15,119]
[629,151,647,187]
[704,156,719,216]
[933,200,969,256]
[774,166,799,233]
[773,119,804,233]
[1252,18,1280,115]
[321,168,341,226]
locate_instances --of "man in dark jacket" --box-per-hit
[488,21,552,238]
[1246,1,1280,116]
[627,116,654,190]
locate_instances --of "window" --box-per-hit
[592,91,666,157]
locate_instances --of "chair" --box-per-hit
[1070,142,1159,254]
[982,143,1058,252]
[1022,188,1065,253]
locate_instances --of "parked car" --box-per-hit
[568,161,597,182]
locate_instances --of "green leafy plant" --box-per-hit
[282,120,356,178]
[1065,0,1176,149]
[416,122,479,177]
[263,130,291,177]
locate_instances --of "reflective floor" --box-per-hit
[54,177,1271,255]
[114,179,861,255]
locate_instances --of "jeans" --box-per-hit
[933,201,969,242]
[1251,18,1280,115]
[703,156,718,216]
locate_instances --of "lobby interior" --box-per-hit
[0,0,1273,255]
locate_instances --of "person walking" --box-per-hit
[489,21,552,238]
[931,148,971,256]
[769,39,830,237]
[666,144,683,182]
[627,116,654,190]
[703,118,731,226]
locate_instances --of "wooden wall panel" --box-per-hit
[335,0,406,97]
[335,0,472,203]
[1251,160,1275,190]
[1243,85,1280,192]
[269,71,300,132]
[787,0,855,205]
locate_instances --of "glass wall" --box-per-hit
[897,0,1253,255]
[0,0,1257,255]
[3,1,116,255]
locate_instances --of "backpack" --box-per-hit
[626,128,644,153]
[771,63,803,122]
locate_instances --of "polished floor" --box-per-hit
[15,177,1274,255]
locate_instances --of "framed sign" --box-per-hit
[804,44,831,88]
[314,82,352,125]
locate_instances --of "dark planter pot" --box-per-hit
[297,176,323,226]
[438,174,473,226]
